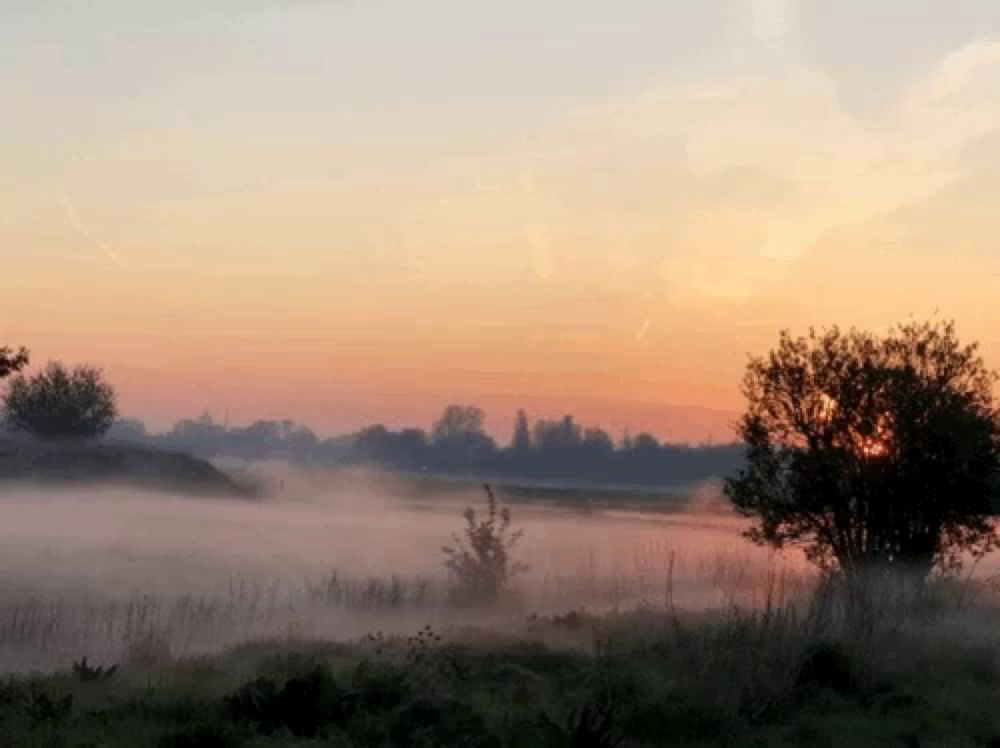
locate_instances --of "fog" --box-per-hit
[0,467,806,671]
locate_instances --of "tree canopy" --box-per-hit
[725,320,1000,576]
[4,362,118,440]
[0,346,29,379]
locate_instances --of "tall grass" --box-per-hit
[0,547,800,673]
[2,541,997,678]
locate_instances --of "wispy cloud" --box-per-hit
[635,318,651,343]
[56,192,121,265]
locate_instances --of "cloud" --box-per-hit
[912,39,1000,105]
[538,27,1000,303]
[56,193,121,265]
[751,0,795,46]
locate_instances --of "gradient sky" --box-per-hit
[4,0,1000,441]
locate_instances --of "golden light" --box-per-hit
[854,415,893,460]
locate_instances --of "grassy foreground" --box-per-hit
[3,578,1000,748]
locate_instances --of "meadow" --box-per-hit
[0,470,998,746]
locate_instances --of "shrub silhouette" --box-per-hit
[726,320,1000,578]
[4,361,117,440]
[225,662,419,739]
[442,484,528,603]
[72,656,118,682]
[795,642,859,698]
[225,667,345,736]
[538,689,625,748]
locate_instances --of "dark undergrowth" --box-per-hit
[3,599,1000,748]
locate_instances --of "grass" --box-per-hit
[2,566,1000,746]
[0,544,796,674]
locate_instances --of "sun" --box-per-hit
[855,415,893,460]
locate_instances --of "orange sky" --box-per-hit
[4,2,1000,441]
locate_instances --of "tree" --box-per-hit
[108,418,148,442]
[165,412,227,456]
[725,320,1000,578]
[511,409,532,453]
[431,404,486,444]
[532,415,581,450]
[0,346,29,379]
[430,404,495,470]
[4,362,118,440]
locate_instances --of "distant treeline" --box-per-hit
[109,405,743,487]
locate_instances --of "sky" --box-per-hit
[3,0,1000,441]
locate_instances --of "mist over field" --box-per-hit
[0,468,798,671]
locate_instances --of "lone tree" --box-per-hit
[725,320,1000,578]
[4,362,117,440]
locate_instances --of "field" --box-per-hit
[0,470,998,746]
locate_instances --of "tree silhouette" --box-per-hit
[725,320,1000,577]
[431,404,486,444]
[4,362,117,440]
[511,409,532,454]
[0,346,29,379]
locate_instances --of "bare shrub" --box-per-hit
[442,484,528,604]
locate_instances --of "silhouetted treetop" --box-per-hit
[432,404,486,444]
[725,319,1000,577]
[4,362,117,440]
[0,346,29,379]
[111,405,742,489]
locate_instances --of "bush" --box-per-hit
[4,361,117,440]
[442,484,528,604]
[795,642,860,698]
[225,667,346,736]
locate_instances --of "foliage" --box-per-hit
[431,404,486,444]
[794,642,860,697]
[1,590,1000,746]
[4,361,118,440]
[0,345,29,379]
[113,406,744,489]
[725,320,1000,576]
[226,665,347,736]
[442,484,528,603]
[538,689,625,748]
[72,656,118,682]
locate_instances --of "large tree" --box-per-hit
[725,320,1000,577]
[4,362,117,440]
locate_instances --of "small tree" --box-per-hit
[4,362,118,440]
[442,484,528,603]
[725,320,1000,578]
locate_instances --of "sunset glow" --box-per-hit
[4,1,1000,440]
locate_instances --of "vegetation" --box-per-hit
[110,407,743,490]
[3,319,1000,746]
[442,484,528,603]
[0,345,29,379]
[3,575,1000,746]
[726,320,1000,578]
[4,361,118,440]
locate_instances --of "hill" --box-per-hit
[0,437,251,497]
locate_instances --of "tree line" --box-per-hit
[111,406,744,487]
[2,315,1000,579]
